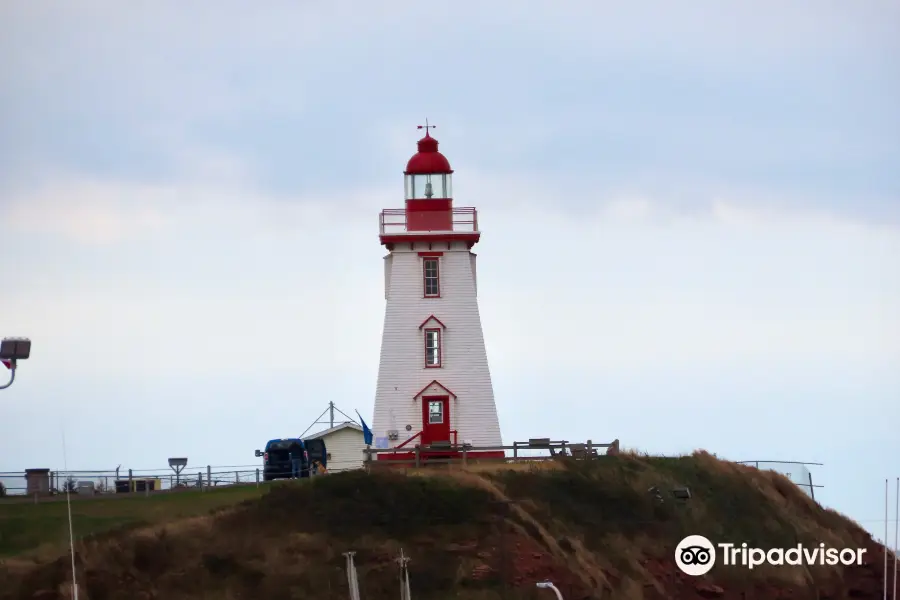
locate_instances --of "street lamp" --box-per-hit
[536,581,564,600]
[0,337,31,391]
[168,458,188,487]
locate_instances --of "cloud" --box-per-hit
[3,180,171,245]
[2,0,896,231]
[0,12,894,363]
[483,199,899,370]
[4,1,896,65]
[1,172,896,382]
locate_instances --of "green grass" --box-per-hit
[0,485,266,558]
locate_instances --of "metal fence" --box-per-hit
[0,458,365,499]
[0,440,616,498]
[737,460,824,501]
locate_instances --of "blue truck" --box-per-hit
[255,437,327,481]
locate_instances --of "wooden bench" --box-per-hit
[512,438,571,458]
[569,443,599,459]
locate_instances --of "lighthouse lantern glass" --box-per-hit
[405,173,452,200]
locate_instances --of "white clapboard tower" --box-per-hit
[372,124,503,461]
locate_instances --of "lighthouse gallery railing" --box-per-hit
[379,206,478,235]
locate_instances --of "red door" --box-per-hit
[421,396,450,445]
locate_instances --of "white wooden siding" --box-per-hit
[384,255,393,300]
[321,428,366,472]
[373,242,502,449]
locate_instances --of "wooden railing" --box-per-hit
[363,438,620,470]
[395,429,458,450]
[395,431,422,450]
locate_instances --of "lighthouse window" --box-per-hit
[424,328,442,367]
[423,258,440,297]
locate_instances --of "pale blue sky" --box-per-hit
[1,2,898,540]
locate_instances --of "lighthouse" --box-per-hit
[372,124,503,461]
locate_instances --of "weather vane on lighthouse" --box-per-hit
[417,119,436,135]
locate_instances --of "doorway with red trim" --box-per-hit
[421,395,450,445]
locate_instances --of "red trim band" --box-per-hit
[419,315,447,329]
[412,379,457,400]
[381,233,480,247]
[376,450,506,462]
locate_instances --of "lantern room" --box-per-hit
[379,123,480,246]
[403,126,455,231]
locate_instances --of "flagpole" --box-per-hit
[355,410,374,471]
[355,410,373,444]
[886,478,890,600]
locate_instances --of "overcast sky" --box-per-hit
[1,2,898,540]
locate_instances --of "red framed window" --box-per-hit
[423,258,440,297]
[424,328,442,368]
[428,399,444,423]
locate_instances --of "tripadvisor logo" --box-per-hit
[675,535,867,576]
[676,535,717,576]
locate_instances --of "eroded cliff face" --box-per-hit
[0,454,892,600]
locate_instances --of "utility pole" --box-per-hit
[329,401,335,428]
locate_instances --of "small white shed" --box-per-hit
[306,422,367,472]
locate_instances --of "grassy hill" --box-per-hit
[0,452,891,599]
[0,484,265,559]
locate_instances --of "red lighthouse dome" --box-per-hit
[405,131,453,175]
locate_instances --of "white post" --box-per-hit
[396,549,412,600]
[402,559,412,600]
[344,551,361,600]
